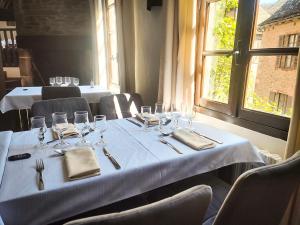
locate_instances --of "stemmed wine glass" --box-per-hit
[52,112,70,149]
[171,103,183,129]
[155,103,165,131]
[56,76,63,86]
[74,111,90,146]
[141,106,152,131]
[64,77,71,86]
[49,77,55,86]
[31,116,47,149]
[93,115,107,146]
[184,106,197,129]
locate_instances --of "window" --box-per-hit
[195,0,299,139]
[276,34,299,70]
[103,0,120,90]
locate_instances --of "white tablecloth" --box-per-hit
[0,86,111,113]
[0,119,264,225]
[0,131,12,186]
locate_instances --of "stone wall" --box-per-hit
[14,0,91,36]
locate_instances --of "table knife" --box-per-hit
[126,118,142,127]
[103,147,121,169]
[192,131,223,144]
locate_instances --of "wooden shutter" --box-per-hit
[297,34,300,47]
[276,35,284,69]
[292,56,298,70]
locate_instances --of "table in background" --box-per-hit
[0,119,264,225]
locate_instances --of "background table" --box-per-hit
[0,86,111,113]
[0,119,264,225]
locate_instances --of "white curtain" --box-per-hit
[158,0,197,110]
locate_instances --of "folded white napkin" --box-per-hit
[52,123,78,139]
[172,129,215,150]
[64,147,100,181]
[135,113,159,125]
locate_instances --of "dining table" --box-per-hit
[0,86,112,114]
[0,118,264,225]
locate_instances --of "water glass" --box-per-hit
[55,76,63,86]
[141,106,152,131]
[155,103,165,131]
[64,77,71,86]
[52,112,70,149]
[171,103,182,129]
[31,116,47,149]
[93,115,107,146]
[185,106,196,129]
[74,111,90,146]
[49,77,55,86]
[73,77,79,86]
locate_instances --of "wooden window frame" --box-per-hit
[194,0,299,140]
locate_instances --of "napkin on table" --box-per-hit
[172,128,215,150]
[52,123,78,139]
[64,147,100,181]
[135,113,159,125]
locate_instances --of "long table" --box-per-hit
[0,119,264,225]
[0,86,111,113]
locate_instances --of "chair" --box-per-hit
[64,185,212,225]
[99,93,143,120]
[41,86,81,100]
[31,97,92,127]
[204,151,300,225]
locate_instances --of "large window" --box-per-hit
[195,0,299,139]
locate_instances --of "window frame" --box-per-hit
[194,0,299,140]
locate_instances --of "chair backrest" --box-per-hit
[99,93,143,120]
[42,86,81,100]
[212,151,300,225]
[64,185,212,225]
[31,97,92,127]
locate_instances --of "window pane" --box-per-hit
[205,0,238,50]
[202,55,232,103]
[244,55,297,117]
[252,0,300,49]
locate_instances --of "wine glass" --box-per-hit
[171,103,182,129]
[93,115,107,146]
[55,76,63,86]
[49,77,55,86]
[31,116,47,149]
[64,77,71,86]
[74,111,90,146]
[73,77,79,86]
[155,103,165,131]
[52,112,70,149]
[185,106,197,129]
[141,106,152,131]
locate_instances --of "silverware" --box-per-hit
[126,118,142,127]
[103,147,121,169]
[46,130,92,144]
[160,138,183,154]
[192,131,223,144]
[36,159,45,190]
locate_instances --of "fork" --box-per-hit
[160,138,183,154]
[36,159,45,190]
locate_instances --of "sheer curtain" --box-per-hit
[285,52,300,159]
[158,0,197,110]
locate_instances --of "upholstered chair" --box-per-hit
[42,86,81,100]
[99,93,143,120]
[64,185,212,225]
[31,97,92,127]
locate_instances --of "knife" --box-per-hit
[103,147,121,169]
[126,118,142,127]
[192,131,223,144]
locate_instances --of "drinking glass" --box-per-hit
[171,103,182,129]
[31,116,47,149]
[74,111,90,146]
[49,77,55,86]
[55,76,63,86]
[52,112,70,149]
[73,77,79,86]
[93,115,107,146]
[155,103,165,131]
[185,106,196,129]
[141,106,152,131]
[64,77,71,86]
